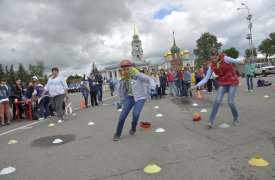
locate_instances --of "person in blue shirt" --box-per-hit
[88,74,98,107]
[108,79,115,96]
[80,82,89,108]
[182,67,192,97]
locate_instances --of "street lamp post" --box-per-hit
[237,3,254,60]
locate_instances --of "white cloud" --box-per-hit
[0,0,274,76]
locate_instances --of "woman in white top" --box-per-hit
[43,67,68,123]
[151,71,161,99]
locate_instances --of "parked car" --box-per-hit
[75,83,81,92]
[68,83,78,93]
[254,63,275,77]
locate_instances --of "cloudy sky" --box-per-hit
[0,0,274,76]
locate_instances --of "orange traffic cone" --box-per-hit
[81,100,85,109]
[196,90,202,99]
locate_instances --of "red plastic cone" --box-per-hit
[81,100,85,109]
[196,90,202,99]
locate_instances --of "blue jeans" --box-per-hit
[182,81,191,97]
[110,86,114,96]
[115,96,145,136]
[97,86,103,101]
[84,96,88,107]
[39,96,50,118]
[209,85,239,124]
[175,80,181,96]
[168,82,177,96]
[246,75,253,90]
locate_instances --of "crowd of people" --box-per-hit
[1,48,256,131]
[0,67,106,127]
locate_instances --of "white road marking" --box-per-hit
[0,95,117,136]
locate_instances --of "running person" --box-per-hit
[190,48,244,128]
[113,60,155,141]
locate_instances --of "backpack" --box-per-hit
[32,107,39,120]
[257,79,264,87]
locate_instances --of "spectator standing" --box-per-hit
[108,79,115,96]
[88,74,98,107]
[245,59,255,92]
[10,78,25,120]
[80,82,89,108]
[167,69,177,97]
[151,71,161,99]
[0,79,11,126]
[42,67,68,123]
[159,69,167,96]
[95,74,103,102]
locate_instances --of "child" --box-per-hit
[113,59,155,141]
[80,82,89,108]
[190,48,244,128]
[108,79,115,96]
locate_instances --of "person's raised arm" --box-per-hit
[224,56,244,64]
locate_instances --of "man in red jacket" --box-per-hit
[190,48,244,128]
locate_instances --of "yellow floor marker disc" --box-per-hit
[143,163,161,174]
[248,156,269,167]
[48,123,55,127]
[8,140,18,145]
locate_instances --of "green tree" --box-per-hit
[269,32,275,46]
[258,39,272,60]
[7,65,16,86]
[258,32,275,60]
[28,61,45,78]
[5,66,9,81]
[223,47,239,59]
[245,48,257,58]
[40,74,48,85]
[17,63,29,83]
[66,74,83,85]
[91,62,99,75]
[0,64,5,81]
[193,32,222,66]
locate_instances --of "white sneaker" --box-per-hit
[57,120,64,123]
[232,121,240,126]
[38,117,44,121]
[250,90,253,92]
[47,116,52,118]
[245,90,249,92]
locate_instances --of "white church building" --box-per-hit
[99,24,158,80]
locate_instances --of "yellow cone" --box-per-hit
[143,163,161,174]
[248,156,269,167]
[48,123,55,127]
[8,140,18,145]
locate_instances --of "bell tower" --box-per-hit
[131,22,144,62]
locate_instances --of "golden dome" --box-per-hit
[166,51,172,55]
[182,49,189,54]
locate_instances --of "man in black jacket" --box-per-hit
[95,73,103,102]
[10,78,26,120]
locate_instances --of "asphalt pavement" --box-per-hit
[0,75,275,180]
